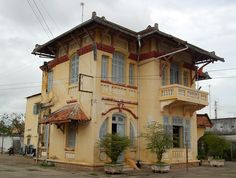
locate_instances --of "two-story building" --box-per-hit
[25,12,224,167]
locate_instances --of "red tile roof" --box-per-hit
[197,114,213,128]
[40,104,90,124]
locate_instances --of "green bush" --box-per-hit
[99,133,130,164]
[198,132,231,159]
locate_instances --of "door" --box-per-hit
[112,114,125,162]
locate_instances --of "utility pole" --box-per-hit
[81,2,84,23]
[208,85,211,118]
[214,101,218,119]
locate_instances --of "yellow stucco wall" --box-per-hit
[197,127,205,140]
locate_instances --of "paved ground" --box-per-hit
[0,154,236,178]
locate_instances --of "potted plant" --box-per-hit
[99,133,130,174]
[198,132,231,167]
[143,122,172,173]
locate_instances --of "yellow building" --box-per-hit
[24,93,41,147]
[26,12,224,167]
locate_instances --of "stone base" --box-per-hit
[151,164,170,173]
[210,159,225,167]
[104,163,123,174]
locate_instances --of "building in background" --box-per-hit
[24,93,41,155]
[207,117,236,160]
[24,12,224,167]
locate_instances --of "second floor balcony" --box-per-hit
[160,84,208,112]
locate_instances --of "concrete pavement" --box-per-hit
[0,154,236,178]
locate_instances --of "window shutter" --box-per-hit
[99,119,108,139]
[184,120,191,148]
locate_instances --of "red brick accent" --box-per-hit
[96,43,115,54]
[128,53,138,60]
[101,97,138,105]
[101,80,137,89]
[40,55,69,71]
[77,44,93,56]
[102,106,138,119]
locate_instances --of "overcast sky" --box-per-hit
[0,0,235,119]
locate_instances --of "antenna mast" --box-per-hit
[81,2,84,23]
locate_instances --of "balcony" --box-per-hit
[160,84,208,112]
[100,80,137,99]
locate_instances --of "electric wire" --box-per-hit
[38,0,61,31]
[31,0,54,38]
[26,0,51,39]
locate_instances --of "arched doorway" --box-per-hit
[112,113,125,136]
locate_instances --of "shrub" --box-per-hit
[99,133,130,164]
[142,122,172,163]
[199,132,231,159]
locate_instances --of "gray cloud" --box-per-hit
[0,0,235,118]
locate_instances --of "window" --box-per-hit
[66,123,76,149]
[47,71,53,92]
[112,52,125,84]
[70,55,79,84]
[101,55,109,80]
[170,63,179,84]
[161,65,167,86]
[183,71,189,87]
[33,103,40,115]
[129,63,135,86]
[173,126,183,148]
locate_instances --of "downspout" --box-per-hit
[137,34,141,161]
[138,45,189,66]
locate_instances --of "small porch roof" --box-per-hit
[40,104,90,124]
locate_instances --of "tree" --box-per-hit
[199,132,231,159]
[0,113,24,136]
[99,133,130,164]
[142,122,172,163]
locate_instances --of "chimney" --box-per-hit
[154,23,159,30]
[92,11,97,19]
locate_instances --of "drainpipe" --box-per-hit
[137,34,141,161]
[138,46,189,66]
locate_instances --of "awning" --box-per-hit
[40,104,90,124]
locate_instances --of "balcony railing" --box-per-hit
[100,80,137,99]
[160,84,208,106]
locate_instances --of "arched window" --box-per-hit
[112,52,125,84]
[99,118,108,139]
[70,55,79,84]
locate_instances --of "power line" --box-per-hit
[26,0,51,39]
[32,0,54,38]
[38,0,61,31]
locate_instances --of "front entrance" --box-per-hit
[112,114,125,162]
[112,114,125,136]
